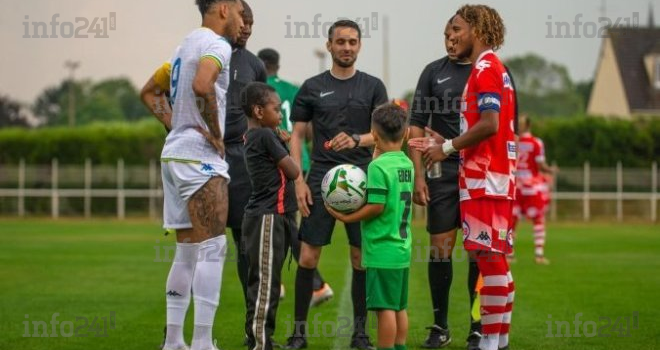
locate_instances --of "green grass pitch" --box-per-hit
[0,219,658,349]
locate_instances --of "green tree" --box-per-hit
[505,53,586,117]
[0,95,30,128]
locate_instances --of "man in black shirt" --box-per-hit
[285,20,388,350]
[408,17,481,350]
[242,82,300,350]
[223,0,267,310]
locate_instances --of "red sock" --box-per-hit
[476,251,509,346]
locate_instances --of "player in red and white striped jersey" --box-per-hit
[409,5,515,350]
[511,115,557,265]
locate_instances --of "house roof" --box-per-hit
[608,27,660,111]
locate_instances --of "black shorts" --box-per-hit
[299,163,367,247]
[226,143,252,230]
[426,160,461,234]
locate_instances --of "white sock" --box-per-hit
[191,235,227,350]
[480,333,500,350]
[498,333,509,349]
[165,241,199,348]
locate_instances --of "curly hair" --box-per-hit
[456,4,506,51]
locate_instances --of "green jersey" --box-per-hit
[361,151,414,269]
[267,75,310,172]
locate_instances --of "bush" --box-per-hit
[533,117,659,167]
[0,119,166,165]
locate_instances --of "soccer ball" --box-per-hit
[321,164,367,213]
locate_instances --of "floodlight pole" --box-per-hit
[64,60,80,127]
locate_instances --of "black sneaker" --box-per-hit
[284,335,307,349]
[350,334,375,350]
[466,331,482,350]
[421,325,452,348]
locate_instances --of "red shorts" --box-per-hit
[461,198,513,254]
[514,187,545,219]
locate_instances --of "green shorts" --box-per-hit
[366,267,409,311]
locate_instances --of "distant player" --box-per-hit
[511,115,557,265]
[140,1,244,350]
[285,20,388,350]
[327,103,413,350]
[409,5,516,350]
[257,47,333,306]
[241,82,300,350]
[408,16,481,350]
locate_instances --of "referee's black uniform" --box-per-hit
[410,56,471,233]
[290,70,387,340]
[242,128,297,350]
[224,47,267,301]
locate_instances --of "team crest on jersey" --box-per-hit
[462,220,470,240]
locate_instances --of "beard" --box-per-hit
[332,54,356,68]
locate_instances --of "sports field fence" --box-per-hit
[0,159,657,222]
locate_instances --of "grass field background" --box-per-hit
[1,219,658,349]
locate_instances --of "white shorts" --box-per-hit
[161,160,230,230]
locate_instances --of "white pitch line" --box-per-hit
[332,263,354,350]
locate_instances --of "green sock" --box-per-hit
[394,344,407,350]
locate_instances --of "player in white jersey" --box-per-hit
[141,1,244,350]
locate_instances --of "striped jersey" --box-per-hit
[458,50,516,201]
[516,132,546,193]
[161,28,232,165]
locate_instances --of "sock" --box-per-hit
[191,235,227,350]
[428,258,452,329]
[312,269,325,291]
[164,241,199,348]
[294,266,315,335]
[395,344,407,350]
[499,270,515,349]
[532,216,546,257]
[476,252,508,350]
[467,258,481,332]
[231,228,249,302]
[352,268,367,335]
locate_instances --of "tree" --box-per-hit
[0,95,30,128]
[505,53,585,117]
[32,77,149,126]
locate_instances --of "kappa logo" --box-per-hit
[201,163,215,172]
[166,290,183,297]
[320,91,335,98]
[476,231,491,244]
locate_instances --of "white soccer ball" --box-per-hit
[321,164,367,213]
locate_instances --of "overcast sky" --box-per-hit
[1,0,657,104]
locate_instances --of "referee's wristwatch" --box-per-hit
[351,133,361,148]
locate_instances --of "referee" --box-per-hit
[223,0,267,310]
[285,20,388,350]
[409,17,481,350]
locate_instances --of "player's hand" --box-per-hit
[330,132,356,151]
[194,126,225,158]
[413,175,430,206]
[422,144,447,169]
[324,203,347,222]
[295,178,313,217]
[276,128,291,143]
